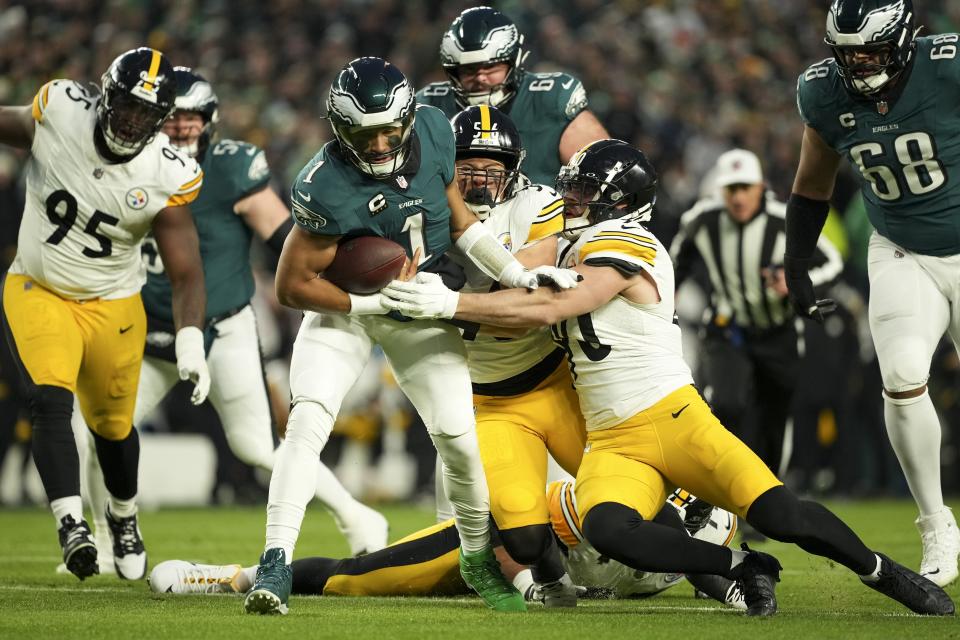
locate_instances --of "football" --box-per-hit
[323,236,407,295]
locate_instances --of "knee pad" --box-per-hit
[581,501,639,556]
[422,407,474,439]
[284,401,335,457]
[499,524,554,566]
[745,485,804,539]
[29,385,74,431]
[879,348,930,394]
[883,386,929,407]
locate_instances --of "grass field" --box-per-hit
[1,500,959,639]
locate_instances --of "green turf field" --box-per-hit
[1,500,958,639]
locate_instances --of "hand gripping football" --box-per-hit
[323,236,407,295]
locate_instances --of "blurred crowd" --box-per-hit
[2,0,960,505]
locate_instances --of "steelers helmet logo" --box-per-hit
[126,188,149,210]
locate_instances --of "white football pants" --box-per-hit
[266,311,490,559]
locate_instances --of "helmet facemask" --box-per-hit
[556,160,655,242]
[456,158,519,220]
[331,114,416,177]
[98,85,172,157]
[165,68,220,157]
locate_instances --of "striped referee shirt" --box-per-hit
[670,192,842,332]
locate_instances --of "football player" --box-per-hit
[0,48,208,580]
[441,104,586,607]
[149,485,745,611]
[418,6,609,185]
[381,139,955,616]
[244,57,579,615]
[784,0,960,587]
[68,67,387,575]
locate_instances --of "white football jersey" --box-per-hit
[548,480,737,597]
[456,183,564,385]
[556,218,693,431]
[10,79,203,300]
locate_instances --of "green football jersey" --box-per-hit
[141,139,271,322]
[289,104,456,269]
[797,35,960,256]
[417,71,588,186]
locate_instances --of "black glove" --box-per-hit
[784,255,836,323]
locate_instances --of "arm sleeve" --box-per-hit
[808,231,844,290]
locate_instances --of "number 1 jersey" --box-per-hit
[797,35,960,256]
[12,79,203,300]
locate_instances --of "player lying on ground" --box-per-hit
[150,483,744,609]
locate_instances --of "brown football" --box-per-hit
[323,236,407,294]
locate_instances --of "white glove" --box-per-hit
[381,272,460,320]
[499,261,539,290]
[530,265,582,290]
[175,326,210,405]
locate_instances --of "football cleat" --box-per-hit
[148,560,243,594]
[459,548,527,612]
[863,553,955,616]
[56,526,116,576]
[57,515,99,581]
[732,543,781,617]
[337,504,389,557]
[538,573,578,608]
[105,505,147,580]
[917,508,960,587]
[244,548,292,615]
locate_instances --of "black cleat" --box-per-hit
[863,553,955,616]
[58,515,99,581]
[733,543,781,616]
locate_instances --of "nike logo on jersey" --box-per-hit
[119,325,133,334]
[297,190,312,202]
[672,404,690,419]
[562,78,575,90]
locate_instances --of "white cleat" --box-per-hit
[149,560,244,594]
[337,504,389,556]
[917,507,960,587]
[539,573,578,608]
[105,506,147,580]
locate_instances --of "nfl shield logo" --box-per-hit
[877,101,889,115]
[396,175,408,189]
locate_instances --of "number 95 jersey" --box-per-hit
[797,35,960,256]
[11,79,203,300]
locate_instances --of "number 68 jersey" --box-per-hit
[554,218,693,432]
[10,79,203,300]
[797,35,960,256]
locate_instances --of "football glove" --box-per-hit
[530,265,583,290]
[784,255,836,323]
[381,272,460,320]
[175,326,210,405]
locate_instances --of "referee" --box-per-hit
[671,149,842,476]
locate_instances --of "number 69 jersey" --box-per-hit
[797,35,960,256]
[554,218,693,432]
[10,79,203,300]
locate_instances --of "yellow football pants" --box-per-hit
[475,361,587,531]
[575,385,782,522]
[2,274,146,440]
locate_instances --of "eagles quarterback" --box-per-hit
[418,6,609,185]
[382,139,954,617]
[68,67,388,575]
[440,104,587,607]
[784,0,960,588]
[244,57,579,616]
[0,48,208,581]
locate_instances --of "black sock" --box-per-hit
[746,485,876,574]
[291,557,341,595]
[93,428,140,501]
[500,523,565,583]
[581,502,732,575]
[29,385,78,500]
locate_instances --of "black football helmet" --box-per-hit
[440,6,527,108]
[168,66,219,157]
[452,105,525,218]
[326,57,416,177]
[97,47,176,157]
[825,0,916,95]
[556,139,658,241]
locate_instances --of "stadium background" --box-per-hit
[2,0,960,508]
